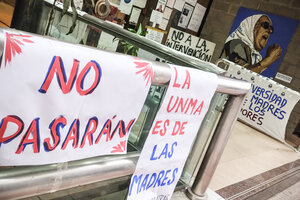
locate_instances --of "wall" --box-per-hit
[200,0,300,144]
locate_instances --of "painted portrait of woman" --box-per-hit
[220,7,298,78]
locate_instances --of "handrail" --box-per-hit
[0,26,250,200]
[42,0,224,75]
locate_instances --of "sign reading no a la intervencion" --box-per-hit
[165,28,216,62]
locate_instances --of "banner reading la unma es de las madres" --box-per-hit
[127,65,218,200]
[0,31,151,165]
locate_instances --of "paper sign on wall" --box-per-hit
[133,0,147,8]
[165,28,216,62]
[159,18,169,30]
[185,0,197,6]
[166,0,175,8]
[156,0,166,12]
[150,10,163,24]
[163,7,173,19]
[129,7,142,25]
[127,65,218,200]
[0,31,151,165]
[97,31,119,52]
[120,0,133,15]
[146,27,165,43]
[174,0,185,11]
[188,3,206,32]
[178,3,194,29]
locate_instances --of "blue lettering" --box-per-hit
[281,99,287,108]
[161,169,171,186]
[154,170,165,187]
[128,174,142,196]
[146,173,157,189]
[168,168,178,185]
[278,110,286,120]
[150,145,158,160]
[251,85,258,93]
[168,142,177,158]
[158,144,168,160]
[139,174,149,193]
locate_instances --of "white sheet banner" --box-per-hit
[0,31,151,165]
[127,65,218,200]
[225,61,300,142]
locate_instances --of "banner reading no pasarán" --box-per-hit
[0,31,151,165]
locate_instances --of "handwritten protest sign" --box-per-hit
[0,31,151,165]
[165,28,215,62]
[225,61,300,142]
[127,65,218,200]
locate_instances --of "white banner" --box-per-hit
[0,31,151,165]
[165,28,216,62]
[225,61,300,142]
[127,65,218,200]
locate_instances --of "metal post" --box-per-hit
[186,94,247,199]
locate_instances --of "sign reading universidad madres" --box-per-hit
[0,31,151,166]
[225,62,300,142]
[127,65,218,200]
[165,28,216,62]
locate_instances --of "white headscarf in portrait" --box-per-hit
[226,14,269,65]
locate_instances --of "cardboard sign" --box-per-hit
[226,61,300,142]
[127,65,218,200]
[0,31,151,165]
[165,28,215,62]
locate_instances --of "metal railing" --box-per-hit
[0,3,251,199]
[39,0,224,75]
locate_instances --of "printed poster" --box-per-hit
[0,31,151,165]
[133,0,147,8]
[146,27,165,43]
[127,65,218,200]
[150,10,163,25]
[129,6,141,25]
[97,31,119,52]
[159,18,169,30]
[220,7,298,78]
[120,0,133,15]
[156,0,167,12]
[163,7,173,20]
[173,0,184,11]
[178,3,194,29]
[185,0,197,6]
[166,0,175,8]
[187,3,206,32]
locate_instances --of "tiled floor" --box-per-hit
[171,121,300,200]
[209,121,300,196]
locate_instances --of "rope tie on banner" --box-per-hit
[50,162,69,193]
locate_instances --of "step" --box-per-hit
[216,159,300,200]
